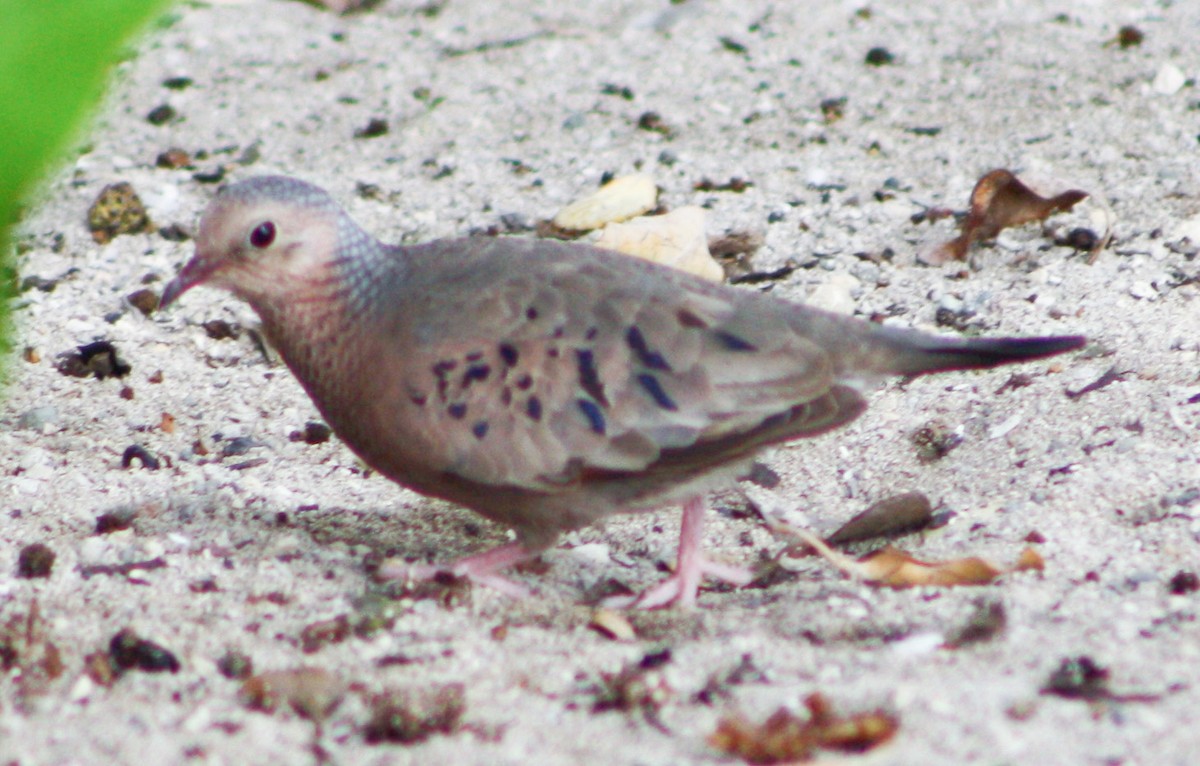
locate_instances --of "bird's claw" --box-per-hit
[601,556,752,610]
[376,540,536,599]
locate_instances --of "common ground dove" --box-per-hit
[161,176,1084,608]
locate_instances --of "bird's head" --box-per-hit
[160,176,349,309]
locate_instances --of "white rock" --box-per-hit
[806,272,860,314]
[592,206,723,282]
[891,631,945,657]
[989,413,1023,439]
[1152,63,1186,95]
[1129,280,1157,300]
[553,174,657,231]
[567,542,614,566]
[78,536,113,565]
[1173,214,1200,243]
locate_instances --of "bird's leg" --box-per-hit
[376,540,536,599]
[606,496,753,609]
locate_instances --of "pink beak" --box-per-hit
[159,255,217,309]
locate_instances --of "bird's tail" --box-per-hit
[877,331,1086,377]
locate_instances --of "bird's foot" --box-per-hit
[601,495,753,609]
[376,540,535,599]
[602,556,752,609]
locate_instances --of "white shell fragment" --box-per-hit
[593,205,724,282]
[1152,63,1186,95]
[805,272,861,315]
[589,608,636,641]
[553,174,658,231]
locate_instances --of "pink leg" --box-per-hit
[605,497,753,609]
[376,540,535,599]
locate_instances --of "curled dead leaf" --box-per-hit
[825,492,933,546]
[709,693,897,764]
[925,169,1089,264]
[775,524,1043,588]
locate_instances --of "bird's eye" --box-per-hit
[249,221,276,248]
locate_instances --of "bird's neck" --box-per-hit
[251,246,405,415]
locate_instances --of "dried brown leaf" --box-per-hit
[709,693,897,764]
[363,684,466,744]
[242,667,345,721]
[929,169,1088,263]
[826,492,933,546]
[776,525,1042,588]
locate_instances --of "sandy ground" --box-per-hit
[3,0,1200,763]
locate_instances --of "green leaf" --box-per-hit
[0,0,172,366]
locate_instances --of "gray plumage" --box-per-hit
[162,175,1084,606]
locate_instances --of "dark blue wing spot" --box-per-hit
[447,403,468,419]
[516,374,533,391]
[577,398,606,435]
[626,326,671,371]
[575,349,609,407]
[472,421,489,439]
[715,330,757,352]
[465,351,484,362]
[525,306,539,320]
[432,359,457,400]
[526,396,543,421]
[637,373,678,411]
[462,364,491,387]
[498,343,519,367]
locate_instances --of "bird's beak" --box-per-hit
[159,254,217,309]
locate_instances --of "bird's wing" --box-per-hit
[388,239,866,491]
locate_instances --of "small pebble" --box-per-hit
[55,341,131,379]
[146,104,177,125]
[1115,26,1144,49]
[96,508,137,534]
[18,406,59,431]
[109,629,180,673]
[864,46,895,66]
[217,650,255,679]
[127,288,160,316]
[636,111,673,136]
[1169,570,1199,595]
[203,319,241,340]
[290,421,333,444]
[159,223,191,241]
[220,436,259,458]
[17,543,56,578]
[121,445,161,470]
[87,183,153,244]
[156,148,192,168]
[355,118,390,139]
